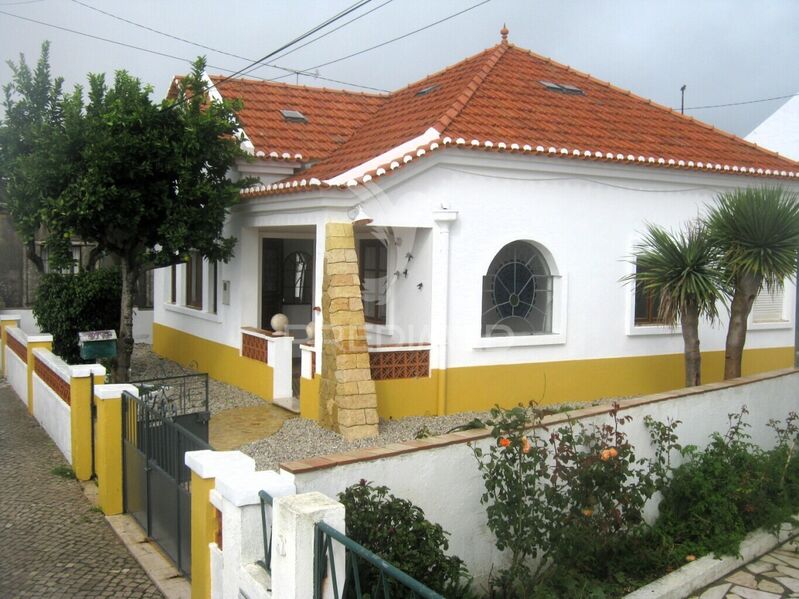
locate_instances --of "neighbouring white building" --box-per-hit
[153,28,799,422]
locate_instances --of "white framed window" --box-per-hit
[163,255,222,323]
[475,240,566,348]
[748,285,792,331]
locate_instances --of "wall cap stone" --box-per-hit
[95,383,138,400]
[280,367,799,474]
[32,347,71,383]
[0,314,22,322]
[69,363,106,379]
[216,469,296,507]
[185,449,255,480]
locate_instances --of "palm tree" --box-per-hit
[705,186,799,380]
[625,222,723,386]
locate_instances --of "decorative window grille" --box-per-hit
[282,251,312,305]
[482,241,553,337]
[752,287,785,323]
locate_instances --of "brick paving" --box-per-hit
[0,382,163,599]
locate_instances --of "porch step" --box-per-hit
[273,396,300,414]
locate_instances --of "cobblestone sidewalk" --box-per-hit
[692,539,799,598]
[0,382,163,599]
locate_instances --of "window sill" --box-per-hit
[473,333,565,349]
[365,323,394,337]
[748,320,792,331]
[164,303,222,323]
[626,324,681,337]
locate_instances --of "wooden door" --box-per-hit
[261,238,283,329]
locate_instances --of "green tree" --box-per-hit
[705,187,799,380]
[1,44,246,380]
[625,222,723,386]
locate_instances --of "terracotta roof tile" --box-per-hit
[208,77,386,161]
[226,39,799,198]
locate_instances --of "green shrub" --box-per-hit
[338,480,469,597]
[33,267,121,364]
[656,408,799,557]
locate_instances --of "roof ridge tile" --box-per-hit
[434,42,508,134]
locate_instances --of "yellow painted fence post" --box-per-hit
[0,314,22,377]
[69,364,105,482]
[185,450,255,599]
[26,333,53,414]
[94,383,134,515]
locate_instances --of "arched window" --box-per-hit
[482,241,554,337]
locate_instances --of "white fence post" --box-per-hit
[213,470,296,599]
[271,492,346,599]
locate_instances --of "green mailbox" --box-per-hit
[78,330,118,360]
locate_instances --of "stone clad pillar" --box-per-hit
[319,223,379,440]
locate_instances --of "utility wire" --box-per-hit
[685,92,799,111]
[248,0,395,73]
[192,0,375,102]
[0,5,387,92]
[267,0,492,82]
[69,0,389,91]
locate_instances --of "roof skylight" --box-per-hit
[538,81,584,96]
[281,109,308,123]
[415,84,440,96]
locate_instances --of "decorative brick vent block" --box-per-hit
[241,330,268,362]
[369,349,430,380]
[320,222,379,440]
[7,333,26,361]
[34,356,71,405]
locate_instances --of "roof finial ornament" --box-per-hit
[500,24,509,43]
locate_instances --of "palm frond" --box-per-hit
[705,186,799,290]
[623,221,724,325]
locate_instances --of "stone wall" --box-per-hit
[319,223,379,440]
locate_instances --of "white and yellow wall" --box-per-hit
[152,150,798,419]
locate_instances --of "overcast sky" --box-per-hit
[1,0,797,139]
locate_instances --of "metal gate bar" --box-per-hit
[122,390,211,578]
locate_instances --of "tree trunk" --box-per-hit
[680,303,701,387]
[724,273,761,380]
[114,260,138,382]
[25,239,45,274]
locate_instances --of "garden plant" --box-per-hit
[472,402,799,598]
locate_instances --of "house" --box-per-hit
[747,93,799,161]
[153,28,799,432]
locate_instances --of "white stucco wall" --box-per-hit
[154,150,798,371]
[4,308,153,343]
[746,95,799,162]
[5,328,28,405]
[32,372,72,463]
[355,152,797,368]
[286,370,799,587]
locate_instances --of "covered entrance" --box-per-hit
[260,229,316,399]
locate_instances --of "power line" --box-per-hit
[267,0,492,82]
[0,6,388,92]
[249,0,395,73]
[69,0,388,91]
[197,0,375,102]
[685,92,799,111]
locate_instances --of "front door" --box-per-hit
[261,238,283,329]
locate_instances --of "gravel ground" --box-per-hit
[129,344,264,415]
[130,343,613,471]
